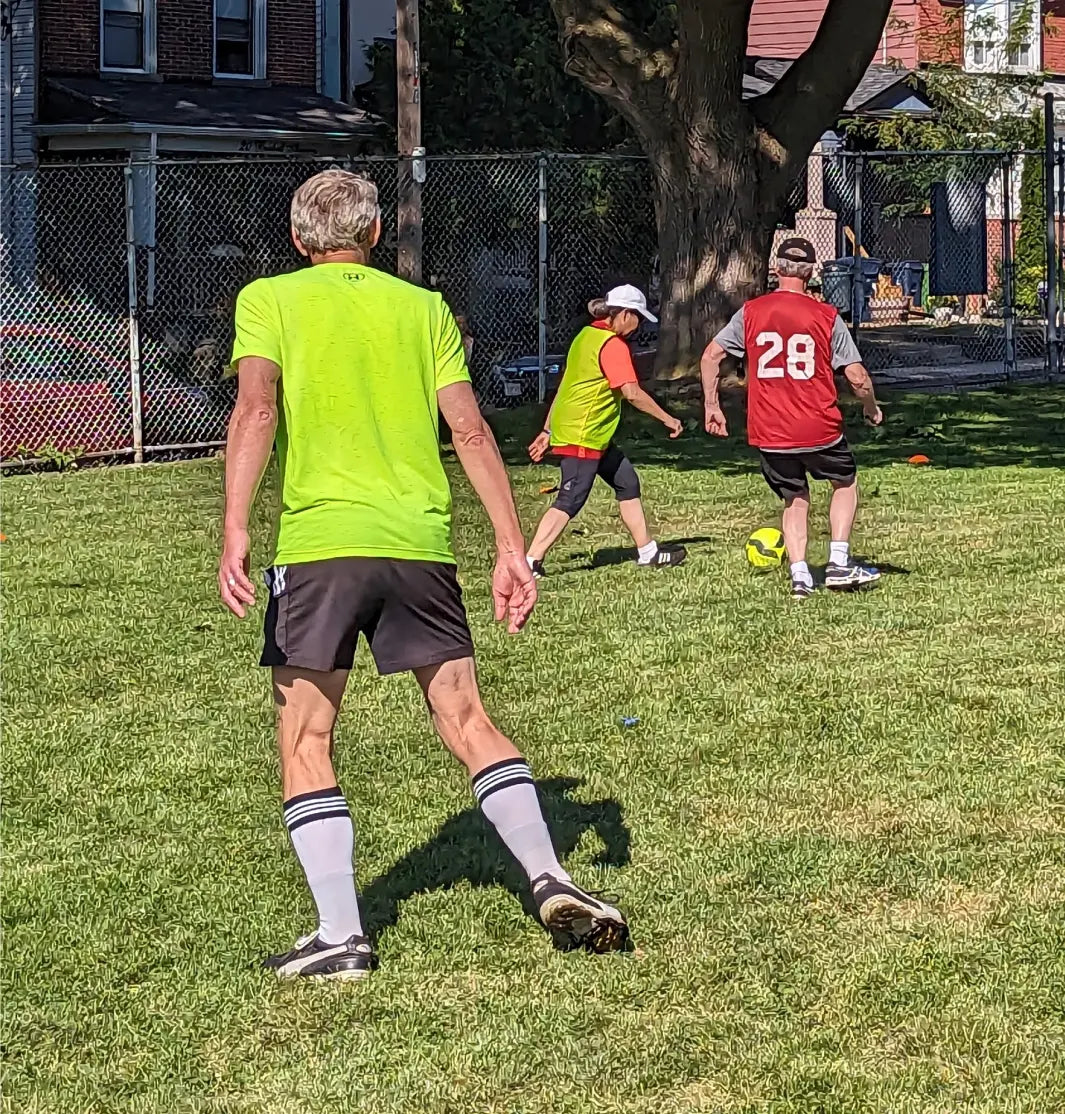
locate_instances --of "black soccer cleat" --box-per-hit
[532,874,630,954]
[636,544,687,569]
[263,932,379,981]
[825,562,881,591]
[529,559,547,580]
[791,577,815,600]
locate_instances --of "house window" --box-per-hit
[972,40,987,65]
[215,0,267,78]
[101,0,155,72]
[1007,42,1032,68]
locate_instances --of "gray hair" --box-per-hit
[776,258,815,281]
[290,169,380,254]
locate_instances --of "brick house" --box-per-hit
[749,0,1061,79]
[749,2,1053,330]
[1,0,392,165]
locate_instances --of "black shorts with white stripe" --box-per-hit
[260,556,474,675]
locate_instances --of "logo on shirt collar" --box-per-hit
[342,271,365,283]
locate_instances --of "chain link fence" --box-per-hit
[808,149,1047,385]
[1,149,1056,463]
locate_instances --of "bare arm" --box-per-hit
[528,394,558,462]
[620,381,682,437]
[842,361,883,424]
[438,380,536,632]
[219,356,280,617]
[700,341,729,437]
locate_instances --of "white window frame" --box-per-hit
[1007,40,1033,69]
[213,0,268,80]
[99,0,157,75]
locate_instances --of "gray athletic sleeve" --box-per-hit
[830,314,863,369]
[713,307,746,358]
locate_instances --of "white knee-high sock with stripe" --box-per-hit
[472,759,570,883]
[284,787,364,945]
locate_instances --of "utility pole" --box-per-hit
[396,0,423,284]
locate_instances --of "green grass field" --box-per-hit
[4,387,1065,1114]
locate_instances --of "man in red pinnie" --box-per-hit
[700,238,884,600]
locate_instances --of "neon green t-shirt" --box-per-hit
[230,263,471,565]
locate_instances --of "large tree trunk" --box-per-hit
[650,139,780,379]
[550,0,894,380]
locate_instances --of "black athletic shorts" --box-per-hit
[759,438,858,500]
[260,557,474,675]
[553,444,641,517]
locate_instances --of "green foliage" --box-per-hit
[843,64,1044,230]
[846,1,1044,156]
[1016,117,1046,311]
[12,442,81,471]
[361,0,624,152]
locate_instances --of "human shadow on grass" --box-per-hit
[359,777,630,946]
[557,536,716,573]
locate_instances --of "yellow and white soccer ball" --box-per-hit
[745,527,786,570]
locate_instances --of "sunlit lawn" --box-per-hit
[4,387,1065,1113]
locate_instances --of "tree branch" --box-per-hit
[548,0,674,115]
[750,0,893,167]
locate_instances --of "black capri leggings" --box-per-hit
[553,444,641,518]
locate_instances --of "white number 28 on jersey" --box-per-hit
[755,332,816,380]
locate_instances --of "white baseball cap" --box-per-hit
[605,284,658,324]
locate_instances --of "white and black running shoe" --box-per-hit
[529,559,547,579]
[263,932,378,980]
[636,544,687,569]
[824,562,881,590]
[532,874,629,954]
[791,577,815,600]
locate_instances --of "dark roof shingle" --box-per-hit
[43,77,386,136]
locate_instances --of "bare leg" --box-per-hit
[414,657,628,948]
[781,493,810,567]
[825,477,878,586]
[414,656,521,776]
[617,497,652,549]
[829,478,859,545]
[416,656,564,881]
[274,666,347,799]
[273,667,363,949]
[527,507,571,563]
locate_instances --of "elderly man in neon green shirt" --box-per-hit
[220,170,629,979]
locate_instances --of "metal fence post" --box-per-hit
[537,154,548,404]
[851,154,864,339]
[1057,137,1065,333]
[1001,157,1016,382]
[1045,93,1059,380]
[123,163,145,464]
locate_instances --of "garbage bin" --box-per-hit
[891,261,925,307]
[830,257,881,322]
[822,260,853,318]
